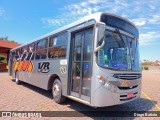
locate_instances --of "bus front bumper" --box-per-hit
[93,83,141,107]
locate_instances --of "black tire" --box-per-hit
[15,72,22,85]
[12,79,15,82]
[52,79,66,104]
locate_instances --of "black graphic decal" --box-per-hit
[38,62,50,73]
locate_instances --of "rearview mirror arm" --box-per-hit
[94,37,105,53]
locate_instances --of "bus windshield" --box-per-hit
[97,30,141,71]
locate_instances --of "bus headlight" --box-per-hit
[104,82,112,91]
[103,80,117,92]
[97,75,117,92]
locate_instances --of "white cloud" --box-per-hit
[0,8,5,16]
[41,0,160,47]
[42,0,105,27]
[42,18,67,26]
[139,31,160,46]
[0,8,10,20]
[114,0,128,7]
[66,0,104,16]
[42,0,132,27]
[132,18,146,26]
[88,0,105,4]
[148,14,160,24]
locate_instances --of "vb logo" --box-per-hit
[38,62,50,73]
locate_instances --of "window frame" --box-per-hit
[48,32,68,59]
[35,38,48,60]
[26,43,35,60]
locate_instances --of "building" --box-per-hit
[151,60,160,66]
[0,40,20,70]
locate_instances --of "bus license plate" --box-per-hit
[127,92,134,98]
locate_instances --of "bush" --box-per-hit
[0,56,5,61]
[144,66,149,70]
[141,67,143,70]
[0,55,7,64]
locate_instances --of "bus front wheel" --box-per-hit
[52,79,66,104]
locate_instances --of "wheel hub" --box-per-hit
[53,84,59,97]
[15,78,18,82]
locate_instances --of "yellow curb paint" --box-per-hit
[10,76,13,79]
[142,91,160,110]
[6,65,8,69]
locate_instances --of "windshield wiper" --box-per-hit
[134,37,138,54]
[115,28,127,49]
[132,37,138,68]
[115,28,131,70]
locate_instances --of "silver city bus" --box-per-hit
[8,12,142,107]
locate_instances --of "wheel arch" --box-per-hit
[47,74,60,90]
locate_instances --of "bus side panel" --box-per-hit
[8,52,15,78]
[34,59,68,91]
[18,60,49,89]
[17,59,69,93]
[18,61,38,86]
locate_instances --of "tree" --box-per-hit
[0,36,8,40]
[0,36,17,43]
[4,36,8,40]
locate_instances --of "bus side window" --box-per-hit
[49,36,56,47]
[21,46,28,61]
[48,32,67,59]
[35,39,48,60]
[26,43,35,60]
[11,51,16,62]
[15,49,21,61]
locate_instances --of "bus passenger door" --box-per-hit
[70,28,93,101]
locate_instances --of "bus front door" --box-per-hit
[70,28,93,101]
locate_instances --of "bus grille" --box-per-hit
[113,74,141,80]
[118,85,138,90]
[120,92,138,101]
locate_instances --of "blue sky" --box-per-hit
[0,0,160,61]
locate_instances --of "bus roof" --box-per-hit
[11,12,138,51]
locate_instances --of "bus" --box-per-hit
[8,12,142,107]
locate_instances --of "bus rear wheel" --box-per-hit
[52,79,66,104]
[15,72,22,85]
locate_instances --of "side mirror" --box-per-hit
[98,23,105,42]
[94,22,105,53]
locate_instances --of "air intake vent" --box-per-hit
[118,85,138,90]
[113,74,141,80]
